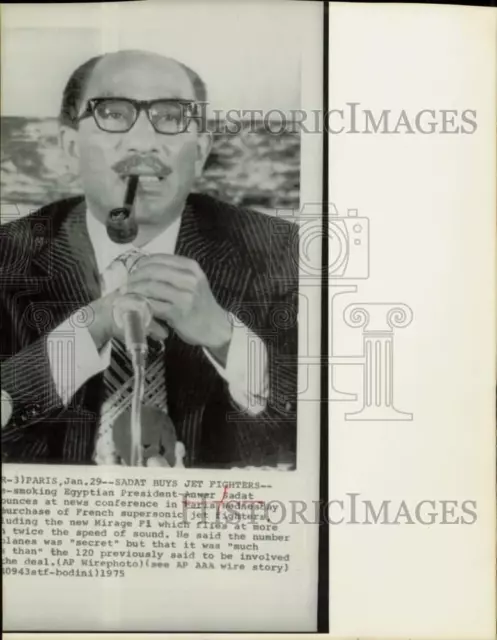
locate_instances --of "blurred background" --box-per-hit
[1,1,306,219]
[0,117,300,217]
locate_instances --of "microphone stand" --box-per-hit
[130,347,147,467]
[112,297,151,467]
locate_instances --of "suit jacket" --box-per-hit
[0,193,299,468]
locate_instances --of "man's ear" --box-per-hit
[59,125,80,171]
[194,131,213,178]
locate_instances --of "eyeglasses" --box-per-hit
[76,97,198,134]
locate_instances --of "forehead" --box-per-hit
[84,53,196,101]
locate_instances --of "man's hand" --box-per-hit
[126,254,233,360]
[84,254,233,365]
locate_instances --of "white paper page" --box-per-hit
[328,3,496,639]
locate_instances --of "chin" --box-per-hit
[136,196,177,220]
[133,210,166,229]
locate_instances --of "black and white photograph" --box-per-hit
[1,1,322,633]
[2,0,496,637]
[0,5,309,471]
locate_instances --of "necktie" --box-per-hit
[93,249,180,466]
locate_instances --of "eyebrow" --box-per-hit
[87,94,196,102]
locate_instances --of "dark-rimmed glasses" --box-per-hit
[76,97,198,134]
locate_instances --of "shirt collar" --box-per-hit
[85,206,182,275]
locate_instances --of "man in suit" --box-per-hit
[0,50,298,468]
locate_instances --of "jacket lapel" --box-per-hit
[175,198,253,309]
[32,197,102,330]
[167,197,254,465]
[26,198,103,461]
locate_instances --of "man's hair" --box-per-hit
[59,52,208,129]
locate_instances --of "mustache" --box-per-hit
[112,155,172,176]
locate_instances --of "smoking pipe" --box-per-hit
[106,175,139,244]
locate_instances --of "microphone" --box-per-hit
[112,293,152,467]
[112,293,152,363]
[112,293,152,344]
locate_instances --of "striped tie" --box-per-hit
[93,249,169,465]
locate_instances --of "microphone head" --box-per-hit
[112,293,152,331]
[106,207,138,244]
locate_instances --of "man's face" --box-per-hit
[63,52,210,229]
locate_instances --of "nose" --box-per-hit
[124,109,160,154]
